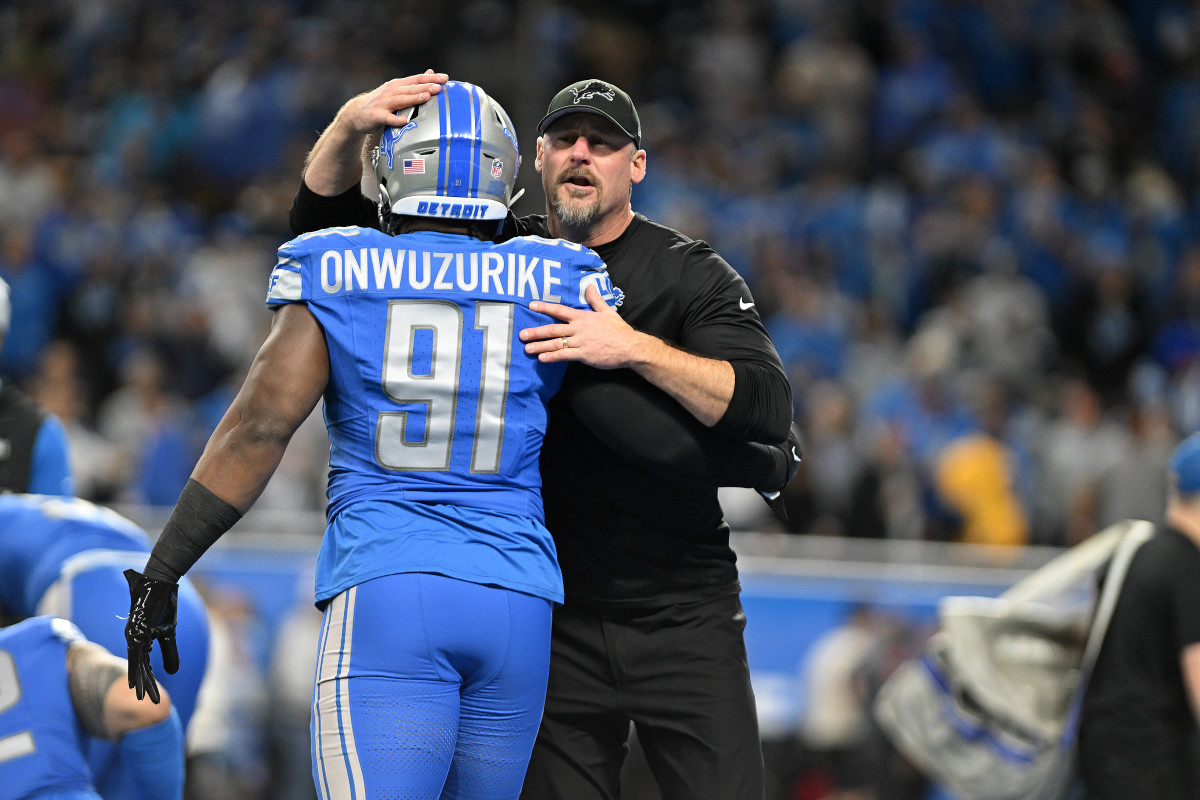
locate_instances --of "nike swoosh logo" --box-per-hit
[739,298,755,310]
[791,446,802,462]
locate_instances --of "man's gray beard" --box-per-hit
[550,189,602,229]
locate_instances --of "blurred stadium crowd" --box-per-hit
[5,0,1199,798]
[6,0,1200,550]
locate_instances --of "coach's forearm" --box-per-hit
[628,335,734,427]
[302,100,371,197]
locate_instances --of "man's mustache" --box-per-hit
[557,168,599,188]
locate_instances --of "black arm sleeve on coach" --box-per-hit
[715,360,794,444]
[665,237,793,444]
[565,367,788,489]
[289,180,379,236]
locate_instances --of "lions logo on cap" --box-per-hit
[569,81,616,104]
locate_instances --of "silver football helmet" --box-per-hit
[372,81,520,232]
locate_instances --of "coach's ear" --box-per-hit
[535,136,546,174]
[630,147,646,185]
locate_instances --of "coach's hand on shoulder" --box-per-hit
[123,569,181,705]
[756,422,803,523]
[522,284,645,369]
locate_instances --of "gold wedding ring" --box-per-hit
[560,337,569,350]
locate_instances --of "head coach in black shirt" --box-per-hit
[289,73,798,800]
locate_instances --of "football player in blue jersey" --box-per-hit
[0,616,184,800]
[0,494,208,800]
[122,81,622,800]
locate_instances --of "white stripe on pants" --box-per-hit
[312,585,367,800]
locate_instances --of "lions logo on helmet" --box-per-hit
[373,81,521,233]
[379,121,418,171]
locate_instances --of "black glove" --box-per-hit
[123,568,180,704]
[757,422,803,522]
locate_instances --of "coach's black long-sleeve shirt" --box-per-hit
[290,186,792,610]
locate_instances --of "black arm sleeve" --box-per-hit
[714,360,794,443]
[672,242,793,444]
[289,180,379,236]
[565,367,790,489]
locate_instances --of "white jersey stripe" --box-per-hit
[338,585,366,799]
[267,263,303,302]
[314,587,366,800]
[312,593,337,800]
[317,590,348,799]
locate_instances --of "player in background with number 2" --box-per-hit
[0,493,208,800]
[121,81,618,799]
[0,616,183,800]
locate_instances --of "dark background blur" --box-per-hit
[6,0,1197,550]
[6,0,1199,798]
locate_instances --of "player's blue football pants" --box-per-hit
[311,572,553,800]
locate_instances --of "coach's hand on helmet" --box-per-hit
[343,71,450,134]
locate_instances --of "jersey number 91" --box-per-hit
[377,299,514,474]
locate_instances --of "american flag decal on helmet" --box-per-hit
[403,159,425,174]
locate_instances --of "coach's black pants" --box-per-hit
[520,592,766,800]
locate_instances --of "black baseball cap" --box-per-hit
[537,79,642,147]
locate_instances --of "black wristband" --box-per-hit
[144,479,243,584]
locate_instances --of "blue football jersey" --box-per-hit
[0,495,152,620]
[267,227,619,603]
[0,616,94,800]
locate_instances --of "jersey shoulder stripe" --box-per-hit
[267,259,303,304]
[270,227,386,305]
